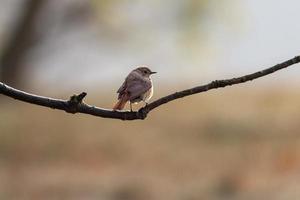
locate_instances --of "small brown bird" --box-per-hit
[113,66,156,111]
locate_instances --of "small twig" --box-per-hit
[0,55,300,120]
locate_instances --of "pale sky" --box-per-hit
[222,0,300,79]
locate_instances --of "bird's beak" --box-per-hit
[150,71,157,74]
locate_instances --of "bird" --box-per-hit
[113,66,156,111]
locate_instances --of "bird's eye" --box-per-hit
[144,70,148,74]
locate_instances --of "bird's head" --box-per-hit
[135,66,157,77]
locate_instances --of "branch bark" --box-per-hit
[1,56,300,120]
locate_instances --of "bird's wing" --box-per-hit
[117,81,126,93]
[116,81,126,99]
[116,72,151,100]
[126,79,151,100]
[116,72,137,99]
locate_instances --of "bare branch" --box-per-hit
[145,56,300,112]
[0,55,300,120]
[0,83,142,120]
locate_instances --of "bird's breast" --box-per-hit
[143,83,153,102]
[130,87,153,104]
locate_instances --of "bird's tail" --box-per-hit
[113,96,128,110]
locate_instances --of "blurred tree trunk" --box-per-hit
[0,0,46,88]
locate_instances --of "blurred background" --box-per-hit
[1,0,300,199]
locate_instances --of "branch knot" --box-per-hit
[67,92,87,113]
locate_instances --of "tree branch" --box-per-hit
[1,55,300,120]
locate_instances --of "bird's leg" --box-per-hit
[130,102,133,112]
[143,100,148,107]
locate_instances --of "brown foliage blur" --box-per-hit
[1,88,300,199]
